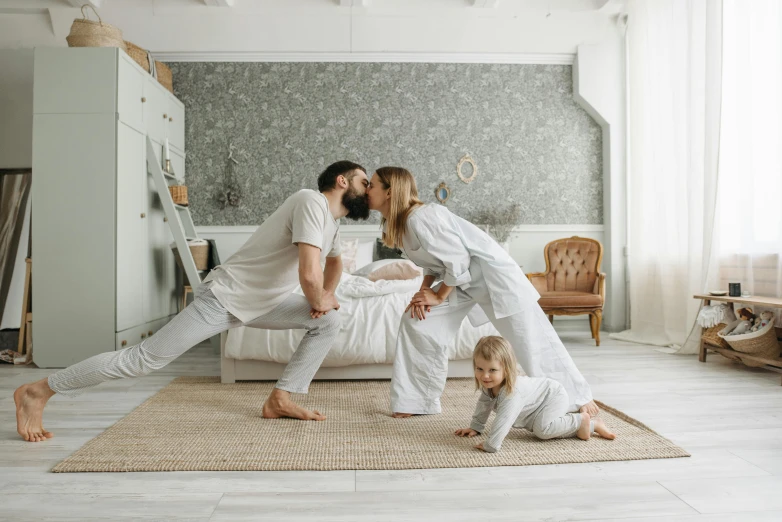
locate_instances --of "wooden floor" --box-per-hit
[2,329,782,521]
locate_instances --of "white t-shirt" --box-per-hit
[203,189,341,322]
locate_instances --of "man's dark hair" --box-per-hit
[317,161,366,192]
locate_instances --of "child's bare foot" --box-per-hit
[577,412,592,440]
[14,378,56,442]
[392,412,413,418]
[592,418,616,439]
[262,389,325,421]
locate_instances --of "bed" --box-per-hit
[220,268,500,383]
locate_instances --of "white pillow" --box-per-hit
[355,240,374,271]
[352,259,422,281]
[339,238,360,273]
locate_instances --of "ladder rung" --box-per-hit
[163,171,177,180]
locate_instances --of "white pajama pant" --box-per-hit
[48,284,342,396]
[390,283,594,415]
[521,384,583,440]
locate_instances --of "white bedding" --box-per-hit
[224,273,500,366]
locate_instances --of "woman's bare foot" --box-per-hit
[392,412,413,418]
[577,412,592,440]
[262,388,325,421]
[14,378,56,442]
[579,400,599,416]
[592,418,616,440]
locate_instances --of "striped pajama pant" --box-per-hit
[47,284,342,396]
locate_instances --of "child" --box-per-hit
[455,336,615,453]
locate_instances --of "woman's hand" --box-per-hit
[404,303,429,320]
[411,287,443,308]
[454,428,479,437]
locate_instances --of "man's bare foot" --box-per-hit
[592,418,616,440]
[392,412,413,418]
[577,412,592,440]
[579,400,599,416]
[14,378,56,442]
[261,389,325,421]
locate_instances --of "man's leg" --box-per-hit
[390,286,475,416]
[242,293,342,421]
[14,287,240,442]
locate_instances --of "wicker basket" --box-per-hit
[66,5,126,51]
[718,319,781,367]
[172,240,209,271]
[702,323,731,350]
[156,61,174,94]
[168,185,188,206]
[124,40,150,72]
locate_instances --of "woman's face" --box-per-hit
[366,173,390,214]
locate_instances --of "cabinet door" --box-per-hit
[167,95,185,152]
[143,145,177,322]
[116,123,146,331]
[117,54,145,132]
[143,79,168,145]
[170,147,185,181]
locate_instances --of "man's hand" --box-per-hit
[310,291,340,319]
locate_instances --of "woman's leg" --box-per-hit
[485,302,594,413]
[390,286,475,415]
[15,287,240,441]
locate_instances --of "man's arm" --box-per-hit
[323,256,343,294]
[298,244,337,312]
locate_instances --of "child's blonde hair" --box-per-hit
[473,336,519,395]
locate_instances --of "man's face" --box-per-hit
[342,169,370,220]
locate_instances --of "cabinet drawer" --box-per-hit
[117,54,145,131]
[167,96,185,152]
[143,80,169,144]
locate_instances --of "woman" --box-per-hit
[365,167,598,417]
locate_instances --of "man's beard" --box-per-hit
[342,186,370,220]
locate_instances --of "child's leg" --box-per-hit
[530,385,584,440]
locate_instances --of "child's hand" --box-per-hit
[454,428,479,437]
[475,443,485,451]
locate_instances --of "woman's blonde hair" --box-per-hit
[374,166,424,249]
[473,336,518,395]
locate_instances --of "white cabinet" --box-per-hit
[32,47,185,368]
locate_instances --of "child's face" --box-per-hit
[474,356,505,391]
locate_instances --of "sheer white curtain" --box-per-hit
[709,0,782,325]
[615,0,782,353]
[611,0,723,350]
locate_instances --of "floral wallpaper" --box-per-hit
[168,62,602,226]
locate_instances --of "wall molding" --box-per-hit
[154,51,575,64]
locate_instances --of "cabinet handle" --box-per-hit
[141,333,146,339]
[121,340,127,347]
[140,213,146,218]
[169,117,173,122]
[163,113,167,119]
[141,97,146,103]
[148,330,153,336]
[163,217,168,222]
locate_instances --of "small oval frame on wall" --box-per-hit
[435,182,451,204]
[457,154,478,184]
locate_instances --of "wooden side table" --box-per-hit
[694,294,782,384]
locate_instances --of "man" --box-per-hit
[15,161,370,442]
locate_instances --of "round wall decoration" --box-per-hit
[457,154,478,184]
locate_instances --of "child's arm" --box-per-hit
[468,392,494,434]
[480,391,525,453]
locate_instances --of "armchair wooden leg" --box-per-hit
[594,310,602,346]
[589,314,596,339]
[548,315,554,324]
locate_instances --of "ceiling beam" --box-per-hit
[204,0,235,6]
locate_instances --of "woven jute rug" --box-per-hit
[53,377,688,472]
